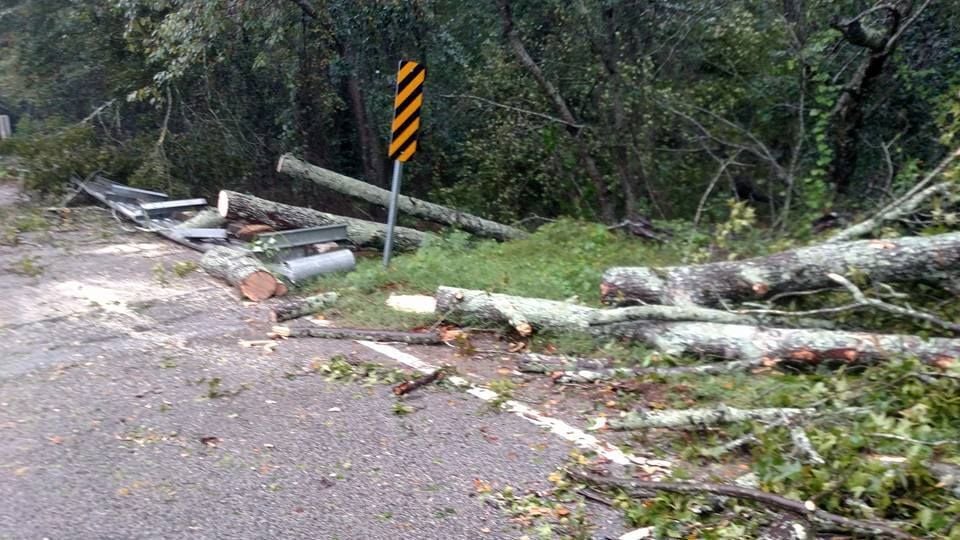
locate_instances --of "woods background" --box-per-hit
[2,0,959,231]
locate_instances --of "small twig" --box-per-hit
[789,424,826,466]
[867,433,960,447]
[439,93,585,129]
[393,368,445,396]
[827,273,960,333]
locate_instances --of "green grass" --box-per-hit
[304,220,686,328]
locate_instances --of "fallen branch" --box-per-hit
[570,472,916,539]
[829,146,960,243]
[438,287,960,369]
[200,246,281,301]
[826,273,960,333]
[555,359,766,384]
[601,232,960,306]
[588,304,835,330]
[516,353,764,382]
[608,218,671,242]
[270,292,339,322]
[218,190,431,251]
[393,369,445,396]
[273,326,442,344]
[595,405,818,431]
[277,154,527,241]
[789,425,826,466]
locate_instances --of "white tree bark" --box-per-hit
[277,154,527,241]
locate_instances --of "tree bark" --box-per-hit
[827,1,923,194]
[436,287,960,369]
[217,190,430,251]
[270,292,339,322]
[601,232,960,306]
[200,246,280,301]
[601,405,818,431]
[277,154,527,241]
[273,326,442,344]
[516,353,765,382]
[587,304,834,329]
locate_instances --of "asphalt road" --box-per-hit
[0,192,625,539]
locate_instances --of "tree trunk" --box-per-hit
[217,190,430,251]
[497,0,615,223]
[270,292,339,322]
[277,154,527,241]
[828,1,914,193]
[343,45,386,187]
[601,232,960,306]
[435,287,960,369]
[200,246,280,301]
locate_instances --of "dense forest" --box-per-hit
[2,0,958,229]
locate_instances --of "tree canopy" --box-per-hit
[1,0,958,229]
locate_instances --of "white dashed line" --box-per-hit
[357,340,671,473]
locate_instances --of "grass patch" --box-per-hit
[305,220,686,328]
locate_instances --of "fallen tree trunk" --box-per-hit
[270,292,339,322]
[201,246,280,301]
[218,190,430,251]
[601,232,960,307]
[278,154,527,241]
[272,326,442,344]
[437,287,960,368]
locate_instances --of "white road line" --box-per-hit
[357,340,671,472]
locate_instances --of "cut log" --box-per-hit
[270,292,339,322]
[272,326,442,344]
[218,190,430,251]
[175,207,226,230]
[235,223,275,241]
[601,232,960,307]
[200,246,280,301]
[436,287,960,369]
[277,154,527,241]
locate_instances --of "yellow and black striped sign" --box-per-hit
[388,60,425,162]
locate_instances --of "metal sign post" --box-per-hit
[0,115,11,140]
[383,59,425,267]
